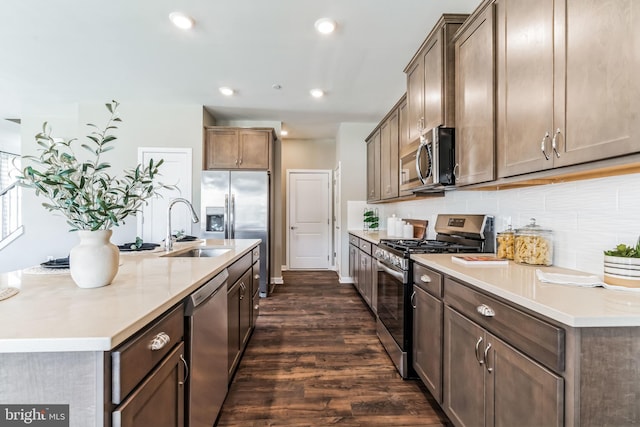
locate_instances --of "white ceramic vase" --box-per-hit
[69,230,120,288]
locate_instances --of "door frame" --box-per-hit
[285,169,333,270]
[333,162,341,273]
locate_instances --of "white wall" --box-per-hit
[374,173,640,277]
[336,122,376,280]
[0,103,204,272]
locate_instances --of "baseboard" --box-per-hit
[339,275,355,284]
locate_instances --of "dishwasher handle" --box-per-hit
[184,269,229,316]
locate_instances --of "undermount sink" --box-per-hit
[164,247,231,258]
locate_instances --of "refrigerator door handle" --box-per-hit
[224,194,229,239]
[230,193,236,239]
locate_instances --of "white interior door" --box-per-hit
[137,148,192,244]
[287,170,331,269]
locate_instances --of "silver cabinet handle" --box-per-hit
[178,353,189,385]
[149,332,170,351]
[475,337,484,365]
[254,274,260,280]
[254,304,259,310]
[484,343,493,373]
[420,274,431,283]
[239,282,246,300]
[541,132,550,160]
[411,291,416,309]
[477,304,495,317]
[453,163,460,180]
[552,128,561,158]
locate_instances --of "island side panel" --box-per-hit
[579,326,640,426]
[0,351,104,427]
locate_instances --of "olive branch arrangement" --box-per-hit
[17,101,172,231]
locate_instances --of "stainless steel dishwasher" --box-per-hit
[184,269,229,427]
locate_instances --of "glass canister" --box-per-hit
[496,226,515,260]
[514,218,554,266]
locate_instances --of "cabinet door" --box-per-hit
[455,3,496,186]
[205,128,239,169]
[369,251,378,314]
[496,0,555,177]
[361,252,373,307]
[423,35,444,130]
[251,261,260,328]
[380,109,399,200]
[366,131,381,202]
[349,244,358,285]
[239,269,252,347]
[398,97,410,155]
[443,307,486,427]
[553,0,640,167]
[406,59,424,144]
[227,280,241,377]
[238,129,271,169]
[486,334,564,427]
[412,285,443,403]
[113,342,185,427]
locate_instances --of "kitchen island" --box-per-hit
[0,238,259,427]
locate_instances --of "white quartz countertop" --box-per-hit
[0,239,259,353]
[348,229,640,328]
[411,253,640,328]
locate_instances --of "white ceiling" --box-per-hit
[1,0,480,140]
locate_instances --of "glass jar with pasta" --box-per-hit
[514,218,553,266]
[496,226,515,260]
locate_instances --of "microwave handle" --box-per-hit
[416,143,433,184]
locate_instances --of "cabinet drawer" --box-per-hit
[112,304,184,404]
[413,263,443,297]
[112,342,185,427]
[444,278,564,373]
[349,234,359,246]
[359,240,372,255]
[228,252,252,286]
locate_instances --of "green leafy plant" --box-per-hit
[604,241,640,258]
[17,101,172,231]
[363,209,379,230]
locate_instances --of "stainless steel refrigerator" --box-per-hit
[201,171,270,296]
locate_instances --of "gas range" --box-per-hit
[375,214,495,271]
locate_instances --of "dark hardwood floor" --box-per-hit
[216,270,450,427]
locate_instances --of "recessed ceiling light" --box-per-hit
[310,89,325,98]
[219,87,234,96]
[281,130,288,137]
[315,18,337,34]
[169,12,195,30]
[272,84,282,90]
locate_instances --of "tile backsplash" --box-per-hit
[350,173,640,277]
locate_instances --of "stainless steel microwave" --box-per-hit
[399,126,455,194]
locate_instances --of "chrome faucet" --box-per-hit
[165,198,200,251]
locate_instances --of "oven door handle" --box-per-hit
[376,260,406,282]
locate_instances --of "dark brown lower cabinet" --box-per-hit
[412,284,443,403]
[112,342,185,427]
[228,268,252,379]
[443,307,563,427]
